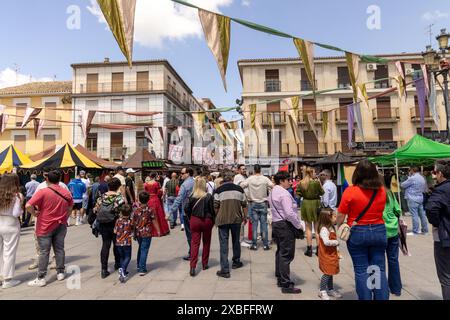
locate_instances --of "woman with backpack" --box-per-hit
[94,178,125,279]
[184,176,215,277]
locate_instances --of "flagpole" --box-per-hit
[395,158,402,212]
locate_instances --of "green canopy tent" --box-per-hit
[370,134,450,210]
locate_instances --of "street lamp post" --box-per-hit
[422,28,450,142]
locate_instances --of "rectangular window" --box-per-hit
[267,102,282,124]
[376,97,391,119]
[111,99,123,124]
[304,130,318,154]
[87,133,97,152]
[15,103,27,127]
[45,102,57,127]
[110,132,124,161]
[374,65,389,88]
[265,69,280,92]
[14,135,26,153]
[43,134,56,150]
[337,67,350,88]
[137,71,149,91]
[136,131,148,149]
[112,72,124,92]
[302,99,316,121]
[86,74,98,93]
[339,98,353,121]
[378,128,393,141]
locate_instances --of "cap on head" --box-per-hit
[126,168,136,174]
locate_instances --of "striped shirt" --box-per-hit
[214,182,247,226]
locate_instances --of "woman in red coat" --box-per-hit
[145,173,170,237]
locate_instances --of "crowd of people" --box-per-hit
[0,159,449,301]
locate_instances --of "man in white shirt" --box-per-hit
[113,166,127,203]
[240,164,274,250]
[319,170,337,211]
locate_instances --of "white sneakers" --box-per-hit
[2,279,21,289]
[319,290,342,300]
[28,278,47,287]
[57,273,65,281]
[240,241,251,248]
[181,224,185,231]
[75,216,83,226]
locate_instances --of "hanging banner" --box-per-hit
[97,0,136,66]
[81,110,96,140]
[168,144,184,163]
[284,96,299,124]
[249,104,257,129]
[347,104,355,147]
[192,146,204,164]
[293,38,315,96]
[415,78,427,135]
[306,113,318,141]
[0,114,9,134]
[357,83,370,109]
[421,64,430,97]
[395,61,407,102]
[198,9,231,91]
[192,112,205,139]
[353,103,365,145]
[33,119,45,138]
[322,111,329,138]
[21,107,42,128]
[144,127,153,144]
[429,75,440,131]
[345,52,360,102]
[218,146,234,165]
[288,115,300,145]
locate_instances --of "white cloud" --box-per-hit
[88,0,233,48]
[0,68,53,89]
[422,10,450,21]
[241,0,251,7]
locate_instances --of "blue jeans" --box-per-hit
[137,237,152,273]
[386,235,402,295]
[167,197,184,225]
[250,202,269,246]
[218,224,241,273]
[406,199,429,234]
[117,245,132,273]
[347,224,389,300]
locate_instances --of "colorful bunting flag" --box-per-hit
[347,104,355,147]
[415,78,427,135]
[249,104,257,129]
[322,111,329,138]
[395,61,407,102]
[357,83,370,109]
[21,107,42,128]
[284,96,299,124]
[198,9,231,91]
[353,103,365,145]
[393,75,406,101]
[0,114,9,134]
[97,0,136,66]
[345,52,360,102]
[33,119,45,139]
[293,38,315,95]
[81,110,96,141]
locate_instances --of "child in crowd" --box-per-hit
[132,192,160,275]
[317,209,342,300]
[114,204,133,283]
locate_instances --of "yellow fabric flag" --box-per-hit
[198,9,231,91]
[322,111,329,138]
[284,96,300,125]
[345,52,360,102]
[192,112,206,138]
[288,115,301,146]
[293,38,315,95]
[250,104,257,129]
[97,0,136,66]
[357,83,370,109]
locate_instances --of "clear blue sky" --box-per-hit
[1,0,449,120]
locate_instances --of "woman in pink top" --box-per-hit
[0,174,24,289]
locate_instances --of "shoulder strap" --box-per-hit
[354,189,379,225]
[48,186,71,204]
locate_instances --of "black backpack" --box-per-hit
[96,196,118,224]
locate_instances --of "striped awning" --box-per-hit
[20,143,101,171]
[0,145,32,174]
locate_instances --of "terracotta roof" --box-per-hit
[0,81,72,96]
[237,53,423,64]
[74,145,119,169]
[122,148,157,169]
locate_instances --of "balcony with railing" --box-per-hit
[265,80,281,92]
[300,142,328,156]
[373,79,391,89]
[372,107,400,123]
[12,116,63,129]
[300,80,318,91]
[261,112,287,126]
[337,78,351,89]
[334,109,356,125]
[298,111,323,125]
[165,115,183,128]
[410,107,433,123]
[92,113,153,126]
[78,80,154,94]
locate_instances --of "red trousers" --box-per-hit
[189,216,214,269]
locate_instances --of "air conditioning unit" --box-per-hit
[367,63,377,71]
[405,68,415,76]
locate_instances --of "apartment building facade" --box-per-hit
[71,59,202,162]
[238,53,446,172]
[0,81,72,155]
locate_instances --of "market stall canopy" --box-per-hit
[315,152,359,165]
[122,148,157,169]
[370,135,450,166]
[0,145,32,174]
[20,143,101,171]
[74,145,119,170]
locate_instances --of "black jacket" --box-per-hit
[185,194,215,221]
[425,179,450,246]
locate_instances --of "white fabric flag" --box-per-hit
[429,75,440,131]
[353,103,365,145]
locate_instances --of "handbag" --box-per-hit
[337,189,378,241]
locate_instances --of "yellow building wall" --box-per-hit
[0,95,73,156]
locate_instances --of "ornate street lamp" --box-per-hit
[423,29,450,142]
